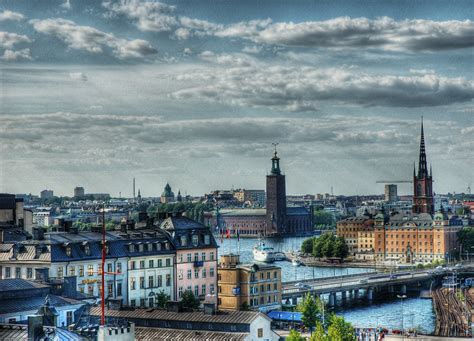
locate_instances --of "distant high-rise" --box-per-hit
[74,186,85,198]
[384,184,397,203]
[40,190,54,200]
[412,118,434,215]
[266,146,286,234]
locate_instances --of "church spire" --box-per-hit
[417,116,428,178]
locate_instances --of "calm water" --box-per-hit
[218,236,436,334]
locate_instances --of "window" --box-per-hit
[210,267,215,277]
[130,261,136,270]
[66,247,72,257]
[166,274,171,287]
[273,271,277,279]
[267,272,270,279]
[149,260,154,268]
[181,236,187,246]
[107,282,113,297]
[117,283,122,296]
[131,299,136,307]
[149,297,154,307]
[179,287,183,298]
[210,284,215,294]
[187,269,192,279]
[79,265,84,277]
[84,244,90,256]
[204,235,210,245]
[187,253,192,262]
[140,298,145,307]
[88,265,94,276]
[166,258,171,267]
[258,328,263,338]
[192,235,199,246]
[218,286,222,293]
[274,283,277,290]
[202,268,207,278]
[158,259,163,268]
[149,276,154,288]
[194,253,199,262]
[106,263,112,273]
[140,277,145,289]
[67,311,73,326]
[27,268,33,279]
[201,252,206,262]
[57,267,63,278]
[157,275,163,287]
[131,277,136,290]
[140,260,145,269]
[202,284,206,296]
[194,269,199,278]
[117,262,122,273]
[194,285,199,297]
[179,254,183,263]
[210,252,215,261]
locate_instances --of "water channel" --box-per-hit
[218,236,436,334]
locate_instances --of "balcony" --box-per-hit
[193,261,204,267]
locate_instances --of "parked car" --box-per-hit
[390,274,397,279]
[358,279,368,284]
[295,282,311,290]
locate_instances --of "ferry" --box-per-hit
[253,241,275,263]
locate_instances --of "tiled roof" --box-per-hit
[90,306,267,325]
[135,327,247,340]
[218,209,266,217]
[286,206,310,215]
[0,323,83,340]
[0,279,50,292]
[0,294,84,315]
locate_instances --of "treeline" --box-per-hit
[145,202,214,224]
[301,233,349,259]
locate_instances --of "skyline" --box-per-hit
[0,0,473,196]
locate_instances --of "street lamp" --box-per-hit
[397,294,407,336]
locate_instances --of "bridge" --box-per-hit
[281,269,443,306]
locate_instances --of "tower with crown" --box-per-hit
[266,143,287,234]
[412,118,435,215]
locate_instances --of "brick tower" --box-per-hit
[266,145,287,235]
[413,118,434,215]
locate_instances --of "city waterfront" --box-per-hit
[219,236,436,334]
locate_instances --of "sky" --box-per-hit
[0,0,473,197]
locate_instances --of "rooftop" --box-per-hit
[0,294,84,315]
[0,323,83,340]
[90,306,268,325]
[0,278,50,292]
[218,209,266,216]
[135,327,247,341]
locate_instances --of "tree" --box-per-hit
[327,315,356,341]
[240,301,250,311]
[458,227,474,257]
[310,322,327,341]
[322,237,334,258]
[156,290,169,309]
[333,237,349,259]
[286,329,305,341]
[299,293,321,334]
[301,237,315,254]
[181,290,199,310]
[313,209,335,227]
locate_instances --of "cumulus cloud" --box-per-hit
[0,10,25,22]
[0,31,31,49]
[1,48,32,61]
[30,18,157,59]
[171,58,474,110]
[103,0,177,32]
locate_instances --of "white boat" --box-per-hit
[292,258,301,266]
[253,241,275,263]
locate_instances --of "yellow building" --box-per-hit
[217,254,281,312]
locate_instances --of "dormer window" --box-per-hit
[82,242,90,256]
[204,235,210,245]
[128,243,134,252]
[156,242,162,251]
[192,235,199,247]
[66,246,72,257]
[165,242,170,250]
[181,236,187,246]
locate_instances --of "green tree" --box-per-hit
[286,329,305,341]
[322,237,334,258]
[458,227,474,257]
[156,290,169,308]
[313,209,335,227]
[310,322,328,341]
[327,315,356,341]
[299,293,321,334]
[181,290,199,310]
[240,301,250,311]
[333,237,349,258]
[301,237,315,254]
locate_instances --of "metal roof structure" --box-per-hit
[0,323,84,340]
[135,327,247,341]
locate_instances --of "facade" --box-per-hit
[0,194,25,227]
[384,185,397,203]
[234,189,266,207]
[206,149,313,237]
[337,119,462,264]
[217,254,282,312]
[73,187,85,198]
[40,190,54,200]
[160,183,175,203]
[159,215,218,302]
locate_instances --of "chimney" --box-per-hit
[33,227,44,241]
[27,314,44,341]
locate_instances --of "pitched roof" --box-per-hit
[90,306,267,325]
[0,324,83,340]
[0,294,84,315]
[135,327,247,341]
[0,279,50,292]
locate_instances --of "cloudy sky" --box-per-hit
[0,0,472,197]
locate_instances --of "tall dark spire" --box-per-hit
[417,116,428,178]
[270,143,281,175]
